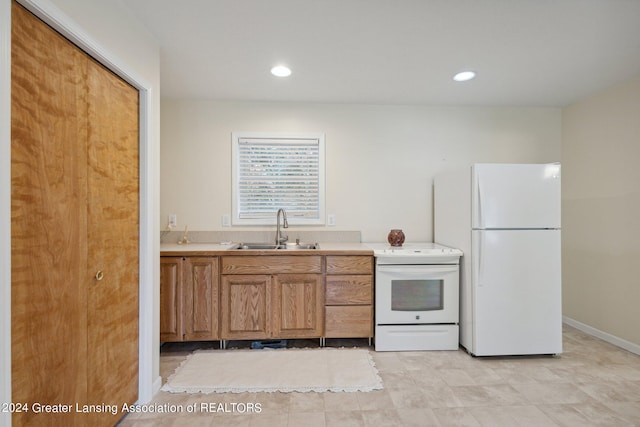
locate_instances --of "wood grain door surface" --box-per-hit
[11,3,90,421]
[221,275,272,340]
[86,50,139,423]
[274,274,323,338]
[160,257,183,342]
[11,2,139,425]
[183,257,219,341]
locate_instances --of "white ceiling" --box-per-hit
[122,0,640,106]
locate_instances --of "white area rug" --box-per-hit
[161,347,383,394]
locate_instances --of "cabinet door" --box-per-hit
[221,275,271,340]
[184,257,219,341]
[160,257,183,342]
[274,274,323,338]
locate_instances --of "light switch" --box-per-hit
[327,214,335,226]
[222,214,231,227]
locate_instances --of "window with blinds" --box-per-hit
[232,133,326,225]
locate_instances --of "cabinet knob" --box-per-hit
[95,270,104,281]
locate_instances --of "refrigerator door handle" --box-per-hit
[475,171,484,229]
[478,178,483,229]
[475,232,484,287]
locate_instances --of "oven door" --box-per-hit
[375,264,459,324]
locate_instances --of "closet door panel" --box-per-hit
[11,2,140,425]
[86,58,140,419]
[11,3,89,424]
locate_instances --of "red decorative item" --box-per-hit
[387,229,405,247]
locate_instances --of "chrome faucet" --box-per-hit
[275,208,289,245]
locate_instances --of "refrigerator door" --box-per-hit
[472,163,561,229]
[471,229,562,356]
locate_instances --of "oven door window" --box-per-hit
[391,279,443,311]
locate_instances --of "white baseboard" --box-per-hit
[563,316,640,356]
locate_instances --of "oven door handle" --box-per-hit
[376,265,459,275]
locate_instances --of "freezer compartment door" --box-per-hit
[472,163,561,229]
[471,229,562,356]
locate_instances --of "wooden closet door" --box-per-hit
[86,57,139,423]
[11,2,139,425]
[11,3,89,425]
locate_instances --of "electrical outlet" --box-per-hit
[168,214,177,228]
[327,214,336,226]
[222,214,231,227]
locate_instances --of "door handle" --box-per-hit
[478,233,483,287]
[477,175,484,229]
[474,234,483,288]
[95,270,104,281]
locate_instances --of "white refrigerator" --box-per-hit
[434,163,562,356]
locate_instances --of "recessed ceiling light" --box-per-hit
[453,71,476,82]
[271,65,292,77]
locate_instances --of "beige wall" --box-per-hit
[562,75,640,347]
[161,100,561,243]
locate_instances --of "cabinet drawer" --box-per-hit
[325,256,373,275]
[325,306,373,338]
[325,275,373,305]
[222,255,322,275]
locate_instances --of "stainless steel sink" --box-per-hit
[232,242,319,250]
[233,243,282,250]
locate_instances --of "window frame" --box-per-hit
[231,132,326,226]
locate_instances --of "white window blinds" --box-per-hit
[232,133,325,225]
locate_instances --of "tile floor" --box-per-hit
[119,325,640,426]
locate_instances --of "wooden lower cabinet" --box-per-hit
[221,273,323,340]
[160,256,219,342]
[162,254,374,344]
[325,305,373,338]
[160,257,183,342]
[324,256,374,339]
[184,257,220,340]
[273,274,323,338]
[220,255,324,341]
[220,275,272,340]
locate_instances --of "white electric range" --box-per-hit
[367,243,463,351]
